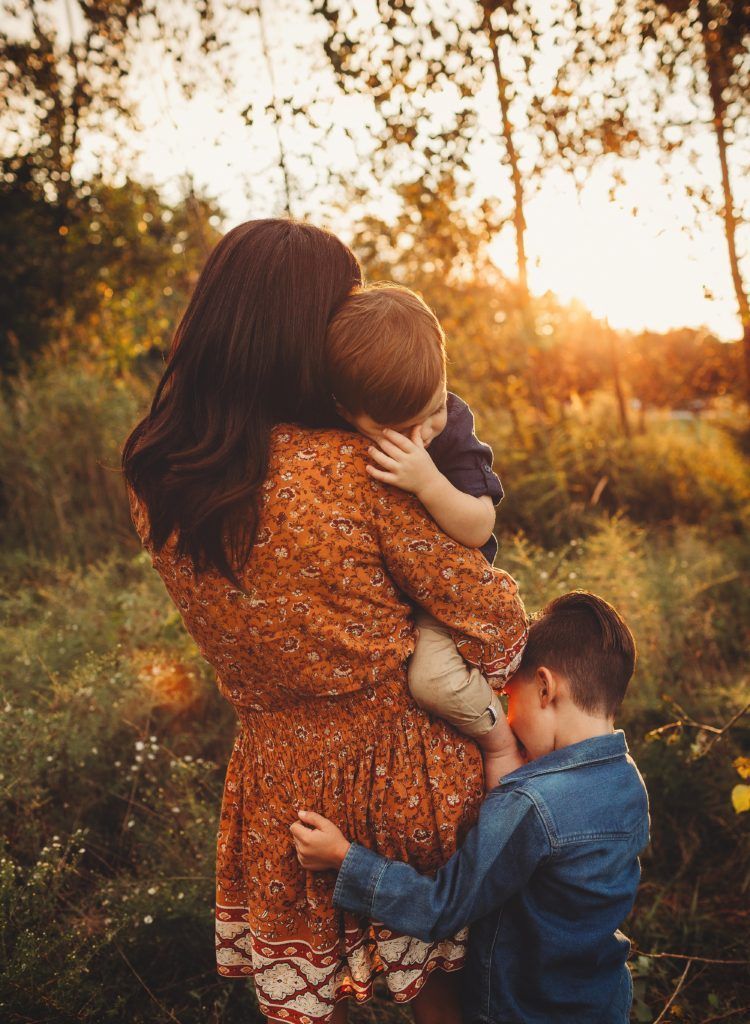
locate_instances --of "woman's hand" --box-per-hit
[290,810,351,870]
[367,426,442,498]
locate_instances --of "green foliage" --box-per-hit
[500,518,749,712]
[474,393,750,544]
[0,173,220,369]
[0,356,748,1021]
[0,354,151,561]
[0,552,256,1023]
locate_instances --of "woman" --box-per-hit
[122,220,527,1023]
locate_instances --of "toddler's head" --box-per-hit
[505,591,636,760]
[326,284,447,445]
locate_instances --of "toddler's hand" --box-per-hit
[290,810,351,871]
[367,426,441,497]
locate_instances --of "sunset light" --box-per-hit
[2,3,749,1021]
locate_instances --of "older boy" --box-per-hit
[291,592,650,1024]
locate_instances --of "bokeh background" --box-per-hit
[1,2,749,1022]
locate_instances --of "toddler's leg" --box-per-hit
[409,610,521,790]
[409,610,500,737]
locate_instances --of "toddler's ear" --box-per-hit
[335,400,351,423]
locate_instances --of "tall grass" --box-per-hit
[0,351,152,562]
[471,390,750,544]
[2,351,749,564]
[1,356,748,1022]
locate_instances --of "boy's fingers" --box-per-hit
[298,809,330,829]
[289,822,309,842]
[409,425,424,448]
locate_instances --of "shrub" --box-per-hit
[472,391,750,544]
[0,351,153,562]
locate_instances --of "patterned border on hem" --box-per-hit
[215,906,467,1024]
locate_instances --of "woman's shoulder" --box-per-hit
[125,481,148,541]
[271,423,372,465]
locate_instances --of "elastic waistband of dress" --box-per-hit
[232,676,410,737]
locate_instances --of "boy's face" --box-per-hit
[341,382,448,447]
[504,669,557,761]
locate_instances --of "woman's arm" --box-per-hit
[368,475,527,679]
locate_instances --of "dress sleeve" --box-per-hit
[369,479,527,678]
[126,483,150,548]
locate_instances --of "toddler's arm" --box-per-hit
[367,427,495,549]
[410,610,524,790]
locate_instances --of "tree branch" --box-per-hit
[653,958,692,1024]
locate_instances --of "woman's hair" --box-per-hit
[326,284,446,425]
[122,219,362,585]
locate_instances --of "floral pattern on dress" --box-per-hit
[128,425,527,1022]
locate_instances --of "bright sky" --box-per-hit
[10,0,749,340]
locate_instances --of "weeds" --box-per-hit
[1,358,748,1022]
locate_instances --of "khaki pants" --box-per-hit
[408,609,503,738]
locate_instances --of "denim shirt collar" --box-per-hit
[498,730,629,787]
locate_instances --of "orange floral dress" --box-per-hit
[128,425,527,1023]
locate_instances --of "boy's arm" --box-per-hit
[291,790,549,943]
[368,427,496,548]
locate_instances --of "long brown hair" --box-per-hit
[122,219,362,584]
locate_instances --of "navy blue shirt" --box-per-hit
[334,731,650,1024]
[428,392,504,563]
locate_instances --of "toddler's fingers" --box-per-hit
[368,447,400,471]
[289,821,309,842]
[379,430,413,456]
[366,465,398,484]
[409,425,425,448]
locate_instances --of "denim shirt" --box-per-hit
[428,392,504,563]
[334,731,650,1024]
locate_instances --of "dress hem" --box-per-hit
[258,956,466,1024]
[216,905,467,1024]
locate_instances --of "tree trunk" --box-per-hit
[607,324,632,438]
[697,0,750,396]
[481,5,548,418]
[482,7,529,298]
[258,0,293,218]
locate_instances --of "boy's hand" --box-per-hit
[367,426,441,498]
[290,810,351,871]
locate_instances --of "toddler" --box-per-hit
[291,592,650,1024]
[326,284,517,781]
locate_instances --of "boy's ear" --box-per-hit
[537,666,558,708]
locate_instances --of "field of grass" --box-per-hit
[1,355,749,1023]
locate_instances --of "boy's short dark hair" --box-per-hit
[326,284,446,424]
[517,591,636,717]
